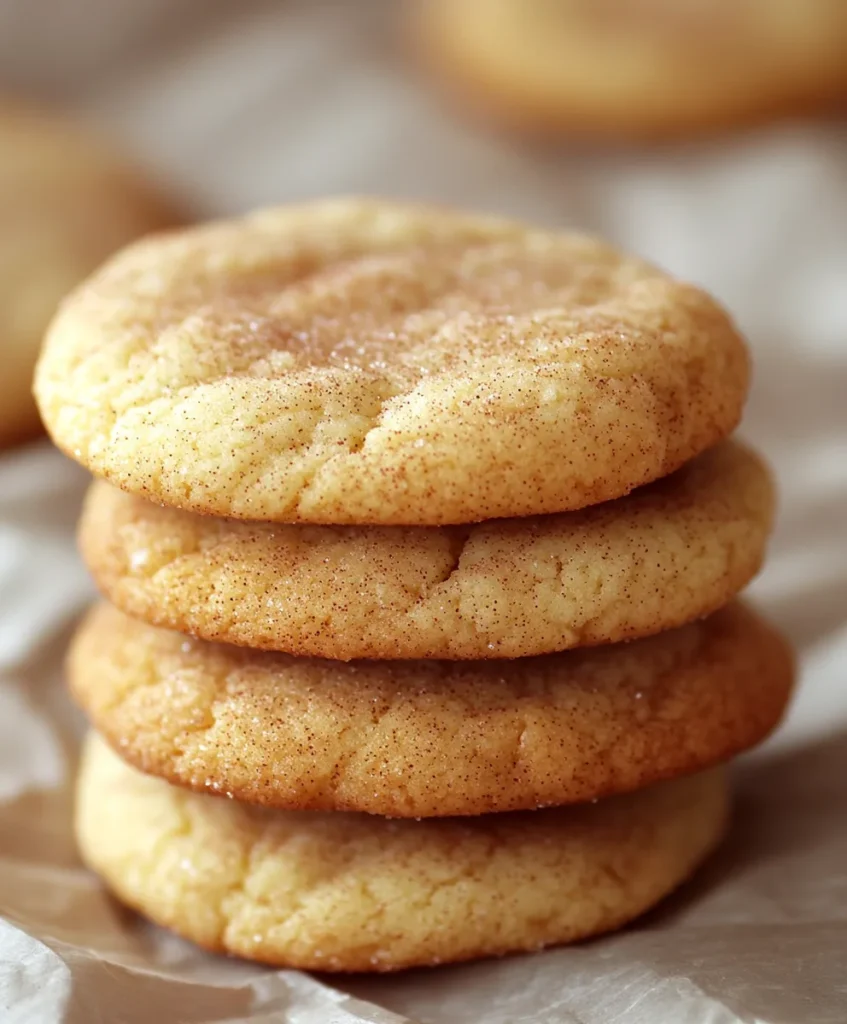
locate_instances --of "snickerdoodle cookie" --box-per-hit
[79,440,773,660]
[36,199,748,524]
[0,100,178,448]
[69,602,792,817]
[76,733,727,971]
[418,0,847,140]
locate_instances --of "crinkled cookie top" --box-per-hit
[36,198,748,524]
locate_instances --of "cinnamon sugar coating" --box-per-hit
[80,440,773,659]
[69,602,792,817]
[76,733,727,971]
[36,198,748,524]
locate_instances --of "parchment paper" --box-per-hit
[1,2,846,1021]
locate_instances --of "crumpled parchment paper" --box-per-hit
[1,2,846,1021]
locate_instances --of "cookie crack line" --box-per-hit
[291,386,399,516]
[421,528,474,595]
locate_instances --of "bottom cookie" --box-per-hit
[77,734,727,972]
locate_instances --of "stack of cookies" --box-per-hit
[34,199,793,972]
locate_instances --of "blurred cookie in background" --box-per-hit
[0,100,180,449]
[416,0,847,140]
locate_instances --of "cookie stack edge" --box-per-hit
[33,199,794,971]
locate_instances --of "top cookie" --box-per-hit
[418,0,847,140]
[0,100,178,448]
[35,199,748,524]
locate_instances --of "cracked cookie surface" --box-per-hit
[69,602,792,817]
[0,100,178,448]
[76,733,727,971]
[36,198,748,524]
[418,0,847,140]
[80,440,773,659]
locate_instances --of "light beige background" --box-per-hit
[0,2,846,1022]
